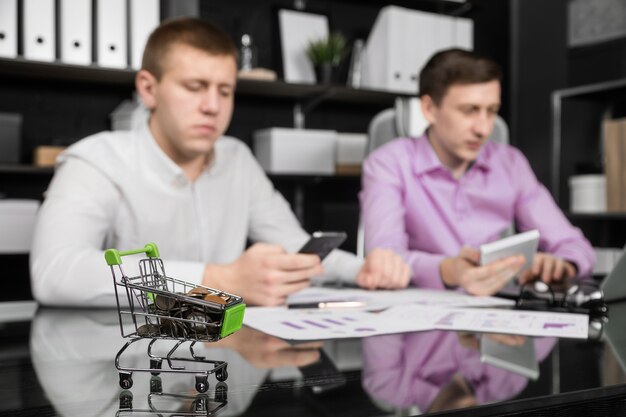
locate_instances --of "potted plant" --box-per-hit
[305,32,347,84]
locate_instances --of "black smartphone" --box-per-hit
[298,231,347,260]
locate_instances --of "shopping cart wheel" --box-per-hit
[215,382,228,403]
[119,372,133,390]
[150,376,162,394]
[195,375,209,393]
[215,364,228,382]
[192,394,209,412]
[119,390,133,409]
[150,358,162,376]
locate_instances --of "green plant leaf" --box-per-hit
[305,32,347,65]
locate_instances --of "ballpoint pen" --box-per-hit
[287,300,366,309]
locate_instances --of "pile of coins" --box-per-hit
[135,287,233,340]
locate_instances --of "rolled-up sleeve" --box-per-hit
[361,144,446,289]
[510,149,594,277]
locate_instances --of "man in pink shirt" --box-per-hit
[360,48,594,296]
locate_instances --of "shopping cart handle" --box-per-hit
[104,243,161,266]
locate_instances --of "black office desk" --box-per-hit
[0,301,624,417]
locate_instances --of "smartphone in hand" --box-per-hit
[298,231,347,260]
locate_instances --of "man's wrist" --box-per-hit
[202,263,232,290]
[440,257,458,289]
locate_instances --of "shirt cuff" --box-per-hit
[555,248,594,278]
[315,249,363,285]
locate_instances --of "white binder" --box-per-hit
[23,0,55,62]
[60,0,92,65]
[96,0,127,68]
[129,0,160,70]
[454,18,474,50]
[362,6,474,94]
[0,0,17,58]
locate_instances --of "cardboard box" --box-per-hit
[603,118,626,211]
[253,128,336,175]
[34,146,65,167]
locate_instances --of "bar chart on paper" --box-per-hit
[433,308,589,339]
[281,315,376,333]
[246,308,383,340]
[244,306,442,340]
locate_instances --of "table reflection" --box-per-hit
[362,330,557,414]
[29,308,323,416]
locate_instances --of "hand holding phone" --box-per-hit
[298,231,347,260]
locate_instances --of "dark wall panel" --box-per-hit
[510,0,569,187]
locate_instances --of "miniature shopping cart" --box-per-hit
[105,243,246,393]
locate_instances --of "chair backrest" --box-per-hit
[489,114,510,145]
[0,199,40,253]
[366,97,429,156]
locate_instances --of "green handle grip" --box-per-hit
[104,243,160,266]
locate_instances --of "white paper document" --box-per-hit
[243,306,441,341]
[431,307,589,339]
[244,303,589,341]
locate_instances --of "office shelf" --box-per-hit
[553,79,626,248]
[0,57,406,106]
[551,78,626,207]
[0,164,54,175]
[0,57,136,85]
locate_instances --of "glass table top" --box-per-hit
[0,300,625,417]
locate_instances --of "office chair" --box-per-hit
[357,100,510,257]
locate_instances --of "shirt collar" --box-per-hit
[137,121,220,186]
[412,132,492,177]
[138,121,189,186]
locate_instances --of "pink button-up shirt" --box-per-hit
[360,135,594,289]
[362,331,557,410]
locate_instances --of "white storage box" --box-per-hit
[253,128,336,175]
[569,174,606,213]
[0,199,40,253]
[336,133,367,165]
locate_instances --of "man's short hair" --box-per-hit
[418,48,502,104]
[142,17,238,80]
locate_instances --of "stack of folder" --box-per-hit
[0,0,159,69]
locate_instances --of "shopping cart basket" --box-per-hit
[105,243,246,393]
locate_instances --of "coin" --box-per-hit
[137,323,161,337]
[188,287,209,296]
[203,293,230,305]
[155,294,177,311]
[161,318,188,338]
